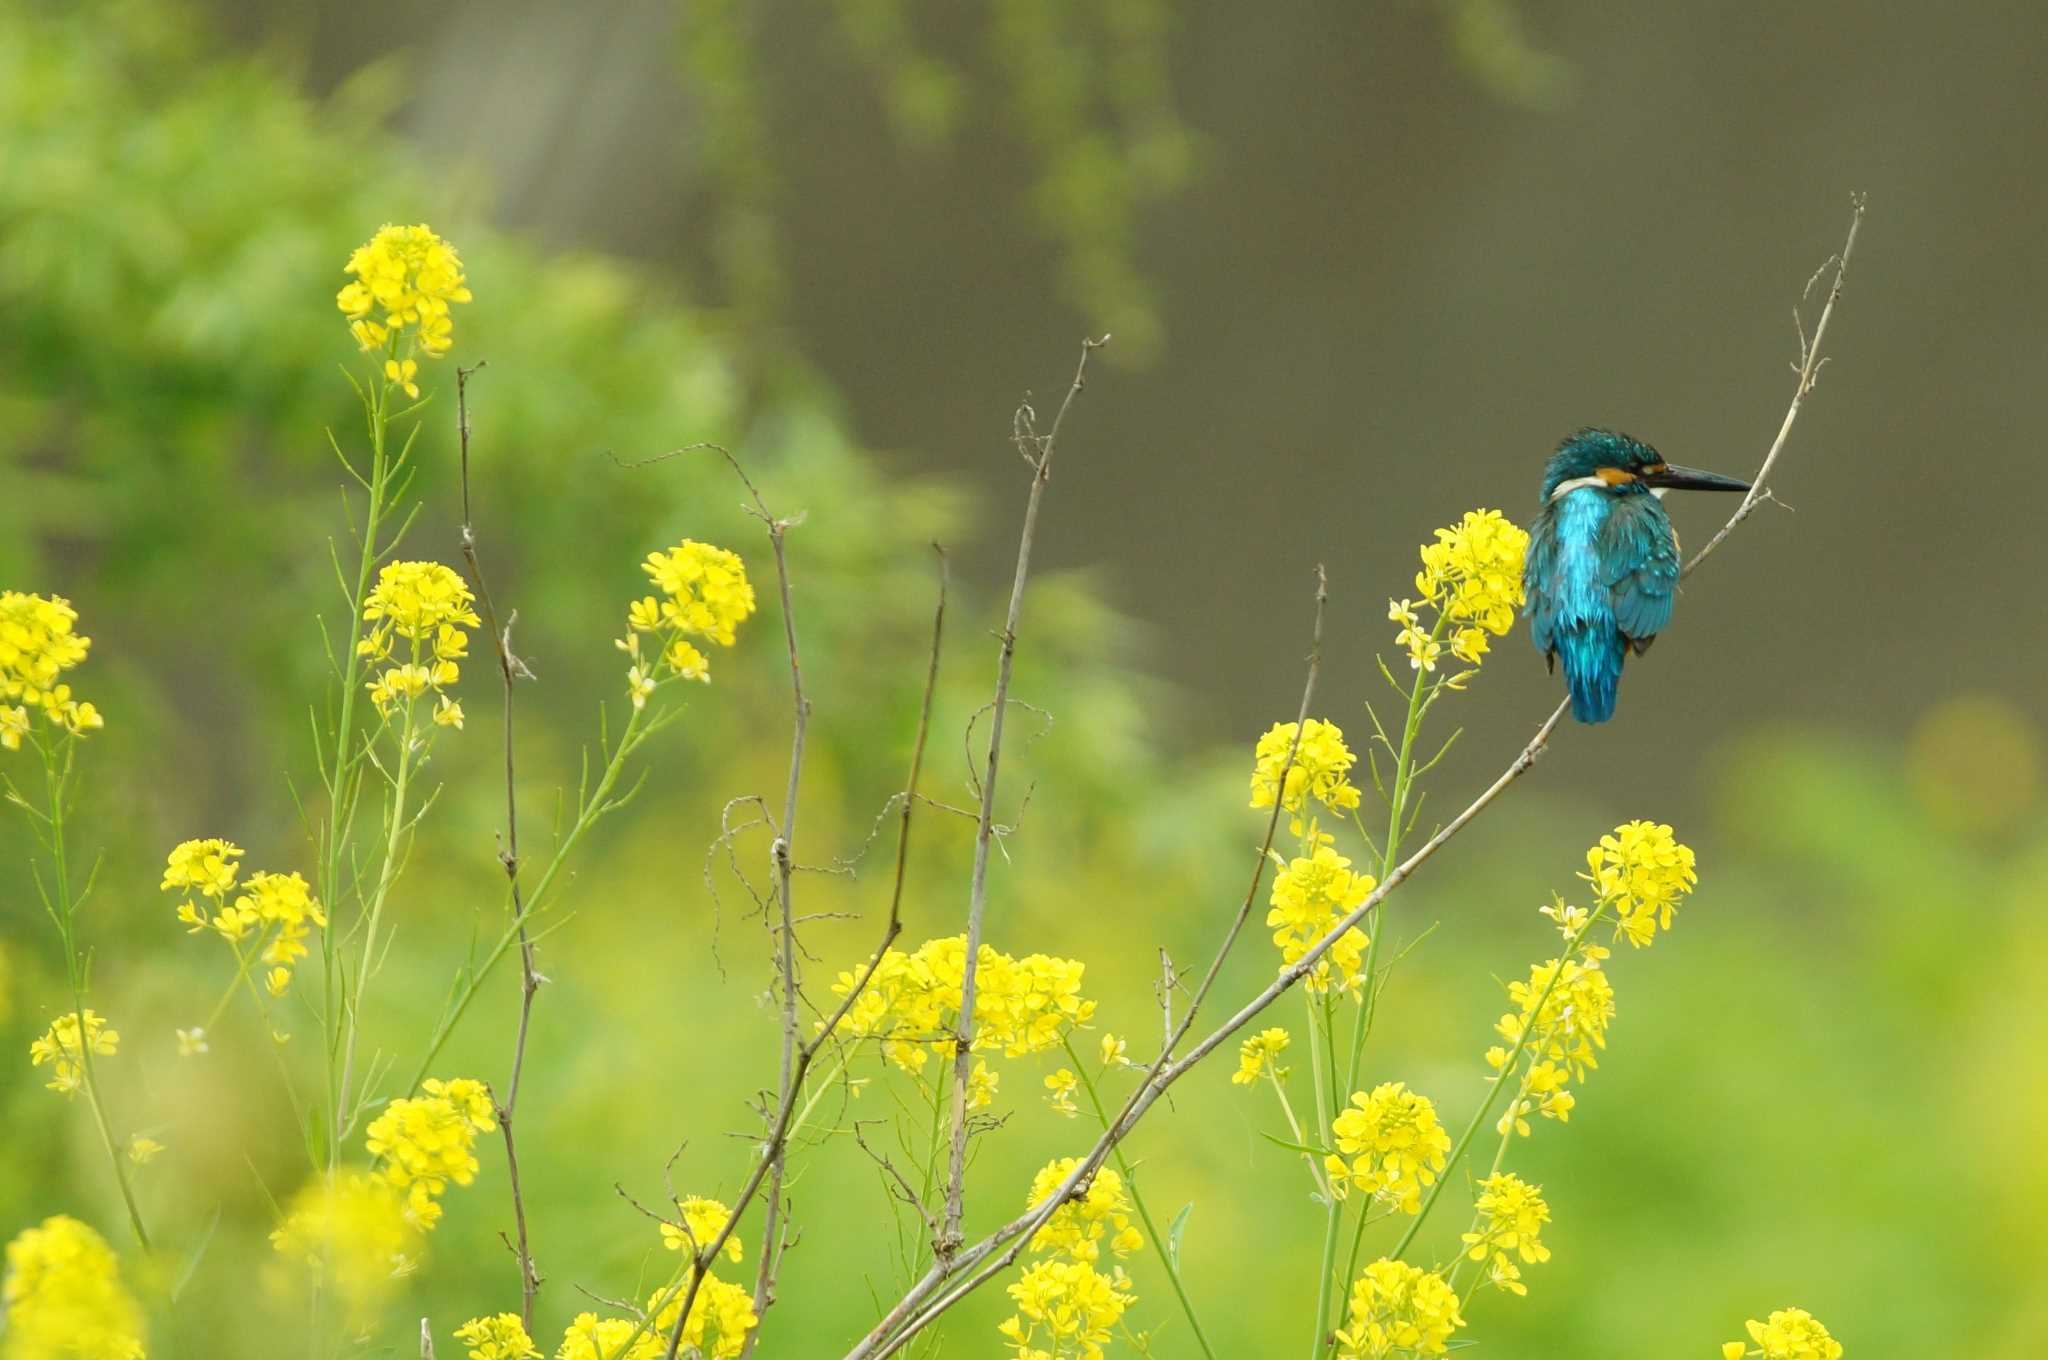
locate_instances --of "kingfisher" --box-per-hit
[1523,428,1749,723]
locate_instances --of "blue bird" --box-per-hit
[1523,429,1749,723]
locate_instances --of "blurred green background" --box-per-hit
[2,0,2043,1354]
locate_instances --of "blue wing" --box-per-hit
[1598,494,1679,647]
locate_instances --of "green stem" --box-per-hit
[33,735,151,1250]
[320,374,393,1164]
[397,700,655,1095]
[1389,909,1602,1264]
[1063,1038,1218,1360]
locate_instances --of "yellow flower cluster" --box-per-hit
[268,1170,420,1324]
[1334,1258,1465,1360]
[162,841,326,998]
[1460,1173,1551,1296]
[1326,1082,1452,1214]
[647,1276,759,1360]
[1231,1027,1291,1085]
[1487,956,1614,1081]
[28,1009,118,1097]
[360,561,479,726]
[1266,839,1373,996]
[1025,1159,1144,1263]
[1723,1308,1844,1360]
[0,591,104,746]
[832,935,1096,1078]
[619,539,757,702]
[659,1195,743,1263]
[455,1314,541,1360]
[1000,1158,1142,1360]
[2,1215,146,1360]
[363,1076,496,1228]
[336,223,472,385]
[1584,819,1698,948]
[1385,509,1530,680]
[1248,718,1361,828]
[1415,508,1529,635]
[998,1257,1136,1360]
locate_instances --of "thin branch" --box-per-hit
[456,362,545,1333]
[655,526,949,1360]
[940,335,1107,1259]
[844,197,1867,1360]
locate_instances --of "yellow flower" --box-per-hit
[1496,1059,1576,1137]
[29,1010,119,1097]
[175,1027,209,1057]
[829,935,1096,1077]
[363,1076,496,1229]
[555,1314,661,1360]
[1329,1082,1451,1214]
[1334,1258,1464,1359]
[1232,1027,1291,1085]
[641,540,757,647]
[1724,1308,1844,1360]
[454,1313,541,1360]
[2,1215,147,1359]
[1025,1159,1143,1263]
[1044,1067,1079,1117]
[434,697,466,729]
[162,837,244,903]
[269,1170,420,1325]
[645,1275,759,1360]
[1450,627,1490,665]
[1267,841,1373,995]
[969,1057,1002,1110]
[127,1136,164,1166]
[661,1195,743,1263]
[1413,508,1530,636]
[1584,820,1698,948]
[1249,718,1361,825]
[384,357,420,399]
[338,223,471,361]
[1098,1033,1129,1068]
[0,591,102,739]
[358,561,478,718]
[1386,598,1420,628]
[998,1257,1134,1360]
[1487,956,1615,1082]
[1460,1173,1551,1296]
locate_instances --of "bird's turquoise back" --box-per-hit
[1525,488,1679,722]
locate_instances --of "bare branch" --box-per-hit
[940,336,1107,1259]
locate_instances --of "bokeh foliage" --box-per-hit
[2,1,2044,1356]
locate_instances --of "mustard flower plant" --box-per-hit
[1460,1173,1552,1296]
[1327,1082,1452,1214]
[1266,838,1373,995]
[268,1170,421,1324]
[358,561,479,723]
[336,223,472,372]
[363,1076,496,1229]
[28,1009,118,1097]
[1,1215,146,1360]
[618,539,757,700]
[1414,508,1529,636]
[997,1257,1135,1360]
[1723,1308,1845,1360]
[1333,1258,1465,1359]
[1248,717,1361,829]
[1584,819,1699,948]
[1231,1027,1291,1085]
[556,1314,661,1360]
[660,1195,743,1263]
[454,1314,542,1360]
[163,844,327,998]
[830,935,1096,1078]
[1025,1158,1144,1263]
[645,1277,760,1360]
[0,591,104,741]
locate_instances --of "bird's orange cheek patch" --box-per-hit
[1596,466,1639,485]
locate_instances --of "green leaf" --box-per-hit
[1167,1201,1194,1270]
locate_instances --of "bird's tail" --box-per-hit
[1557,625,1626,724]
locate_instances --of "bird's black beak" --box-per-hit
[1639,462,1750,493]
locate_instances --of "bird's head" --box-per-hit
[1539,428,1750,503]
